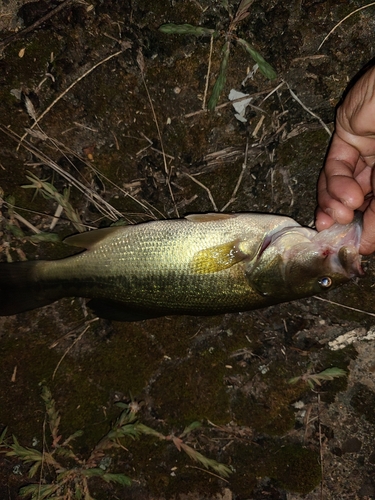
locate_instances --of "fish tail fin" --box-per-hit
[0,261,59,316]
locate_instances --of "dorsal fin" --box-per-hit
[185,213,236,223]
[64,226,128,249]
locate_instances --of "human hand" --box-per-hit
[316,66,375,255]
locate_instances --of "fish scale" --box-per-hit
[0,212,363,320]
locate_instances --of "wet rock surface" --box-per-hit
[1,1,375,499]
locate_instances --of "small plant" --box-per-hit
[159,0,277,110]
[1,384,131,499]
[289,367,347,389]
[0,385,231,499]
[22,172,85,233]
[1,195,60,263]
[122,414,232,478]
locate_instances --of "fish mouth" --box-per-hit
[311,213,364,278]
[258,213,364,279]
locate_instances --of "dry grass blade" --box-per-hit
[22,173,85,233]
[137,50,179,217]
[19,47,131,145]
[52,324,91,380]
[313,296,375,318]
[220,138,249,211]
[0,0,76,53]
[318,2,375,50]
[203,35,214,110]
[44,134,163,221]
[285,82,331,136]
[231,0,255,29]
[184,173,218,211]
[159,23,217,37]
[0,125,122,222]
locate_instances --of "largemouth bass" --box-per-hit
[0,212,363,320]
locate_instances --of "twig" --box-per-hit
[284,81,331,137]
[0,0,75,54]
[252,114,265,137]
[12,211,41,234]
[313,296,375,318]
[185,464,230,483]
[49,318,99,349]
[202,35,214,110]
[52,323,93,379]
[318,2,375,50]
[184,173,218,211]
[221,137,249,211]
[185,89,273,118]
[137,51,179,217]
[261,81,285,102]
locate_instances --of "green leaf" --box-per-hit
[208,41,231,111]
[115,402,129,410]
[7,436,43,464]
[20,483,59,499]
[0,427,7,445]
[134,423,164,438]
[107,425,139,441]
[64,429,84,444]
[288,376,300,385]
[237,38,277,80]
[179,442,232,478]
[82,467,105,478]
[220,0,230,12]
[102,472,132,486]
[29,232,60,243]
[180,421,202,437]
[159,23,217,37]
[309,376,322,386]
[75,484,83,500]
[55,447,77,459]
[317,367,346,380]
[28,460,41,478]
[5,195,16,206]
[56,470,72,482]
[6,223,25,238]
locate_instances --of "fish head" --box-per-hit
[248,215,363,301]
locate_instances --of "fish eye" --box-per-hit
[318,277,332,288]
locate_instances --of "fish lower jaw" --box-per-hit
[330,245,364,278]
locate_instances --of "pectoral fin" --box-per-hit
[190,240,246,274]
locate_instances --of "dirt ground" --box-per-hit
[1,1,375,499]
